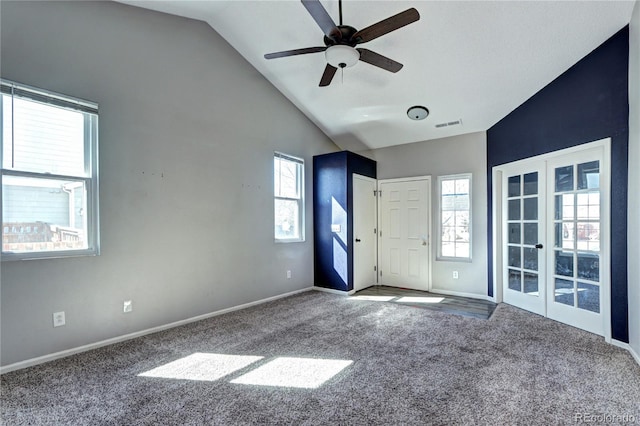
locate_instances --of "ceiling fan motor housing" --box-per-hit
[324,25,358,47]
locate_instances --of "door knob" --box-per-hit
[355,238,361,242]
[535,243,543,249]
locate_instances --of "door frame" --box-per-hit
[492,138,611,341]
[377,176,432,292]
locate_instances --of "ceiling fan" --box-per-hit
[264,0,420,87]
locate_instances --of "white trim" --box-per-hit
[376,175,431,184]
[611,340,640,367]
[312,286,352,296]
[0,287,313,374]
[492,168,504,303]
[429,287,495,302]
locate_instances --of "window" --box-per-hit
[438,174,471,260]
[274,152,304,242]
[1,80,99,260]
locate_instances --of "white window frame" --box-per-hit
[437,173,472,261]
[1,79,100,261]
[274,152,304,243]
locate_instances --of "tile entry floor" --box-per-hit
[353,286,497,319]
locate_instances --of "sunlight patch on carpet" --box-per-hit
[396,296,445,304]
[350,295,396,302]
[230,357,353,389]
[138,353,263,382]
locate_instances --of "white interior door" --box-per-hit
[497,140,610,337]
[378,177,431,290]
[353,174,377,292]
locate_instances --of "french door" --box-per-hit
[499,141,610,336]
[502,165,546,316]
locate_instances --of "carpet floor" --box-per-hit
[353,285,497,319]
[1,290,639,425]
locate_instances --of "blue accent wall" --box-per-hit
[487,27,629,342]
[314,151,376,291]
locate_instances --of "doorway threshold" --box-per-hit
[352,286,497,319]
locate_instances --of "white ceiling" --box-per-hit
[119,1,635,151]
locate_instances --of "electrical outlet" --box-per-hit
[286,270,292,279]
[123,300,133,313]
[453,271,459,279]
[53,311,66,327]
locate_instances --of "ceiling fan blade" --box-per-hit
[301,0,338,38]
[356,48,403,73]
[353,8,420,44]
[264,46,327,59]
[319,64,338,87]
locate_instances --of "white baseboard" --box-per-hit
[429,287,495,302]
[611,339,640,367]
[312,286,351,296]
[0,287,314,375]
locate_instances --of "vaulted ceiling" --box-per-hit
[119,1,636,151]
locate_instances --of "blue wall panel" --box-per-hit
[487,27,629,342]
[314,151,376,291]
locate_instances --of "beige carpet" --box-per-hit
[1,290,639,425]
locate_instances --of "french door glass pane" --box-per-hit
[555,194,574,220]
[523,198,537,220]
[508,223,521,244]
[577,282,600,313]
[577,253,599,281]
[555,278,574,306]
[508,176,520,197]
[523,272,538,294]
[555,165,573,192]
[523,223,537,245]
[508,200,520,220]
[576,193,599,220]
[555,251,573,277]
[577,161,599,190]
[523,247,538,271]
[555,222,575,250]
[509,269,521,291]
[523,172,538,195]
[508,246,521,268]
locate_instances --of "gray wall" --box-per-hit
[364,132,488,297]
[0,1,338,366]
[629,0,640,358]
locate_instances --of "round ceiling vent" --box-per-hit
[407,106,429,120]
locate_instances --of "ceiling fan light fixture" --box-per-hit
[407,106,429,120]
[325,45,360,68]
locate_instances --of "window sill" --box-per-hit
[274,238,305,244]
[1,249,99,262]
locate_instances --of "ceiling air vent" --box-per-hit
[435,119,462,128]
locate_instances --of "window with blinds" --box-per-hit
[1,80,99,260]
[274,152,304,242]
